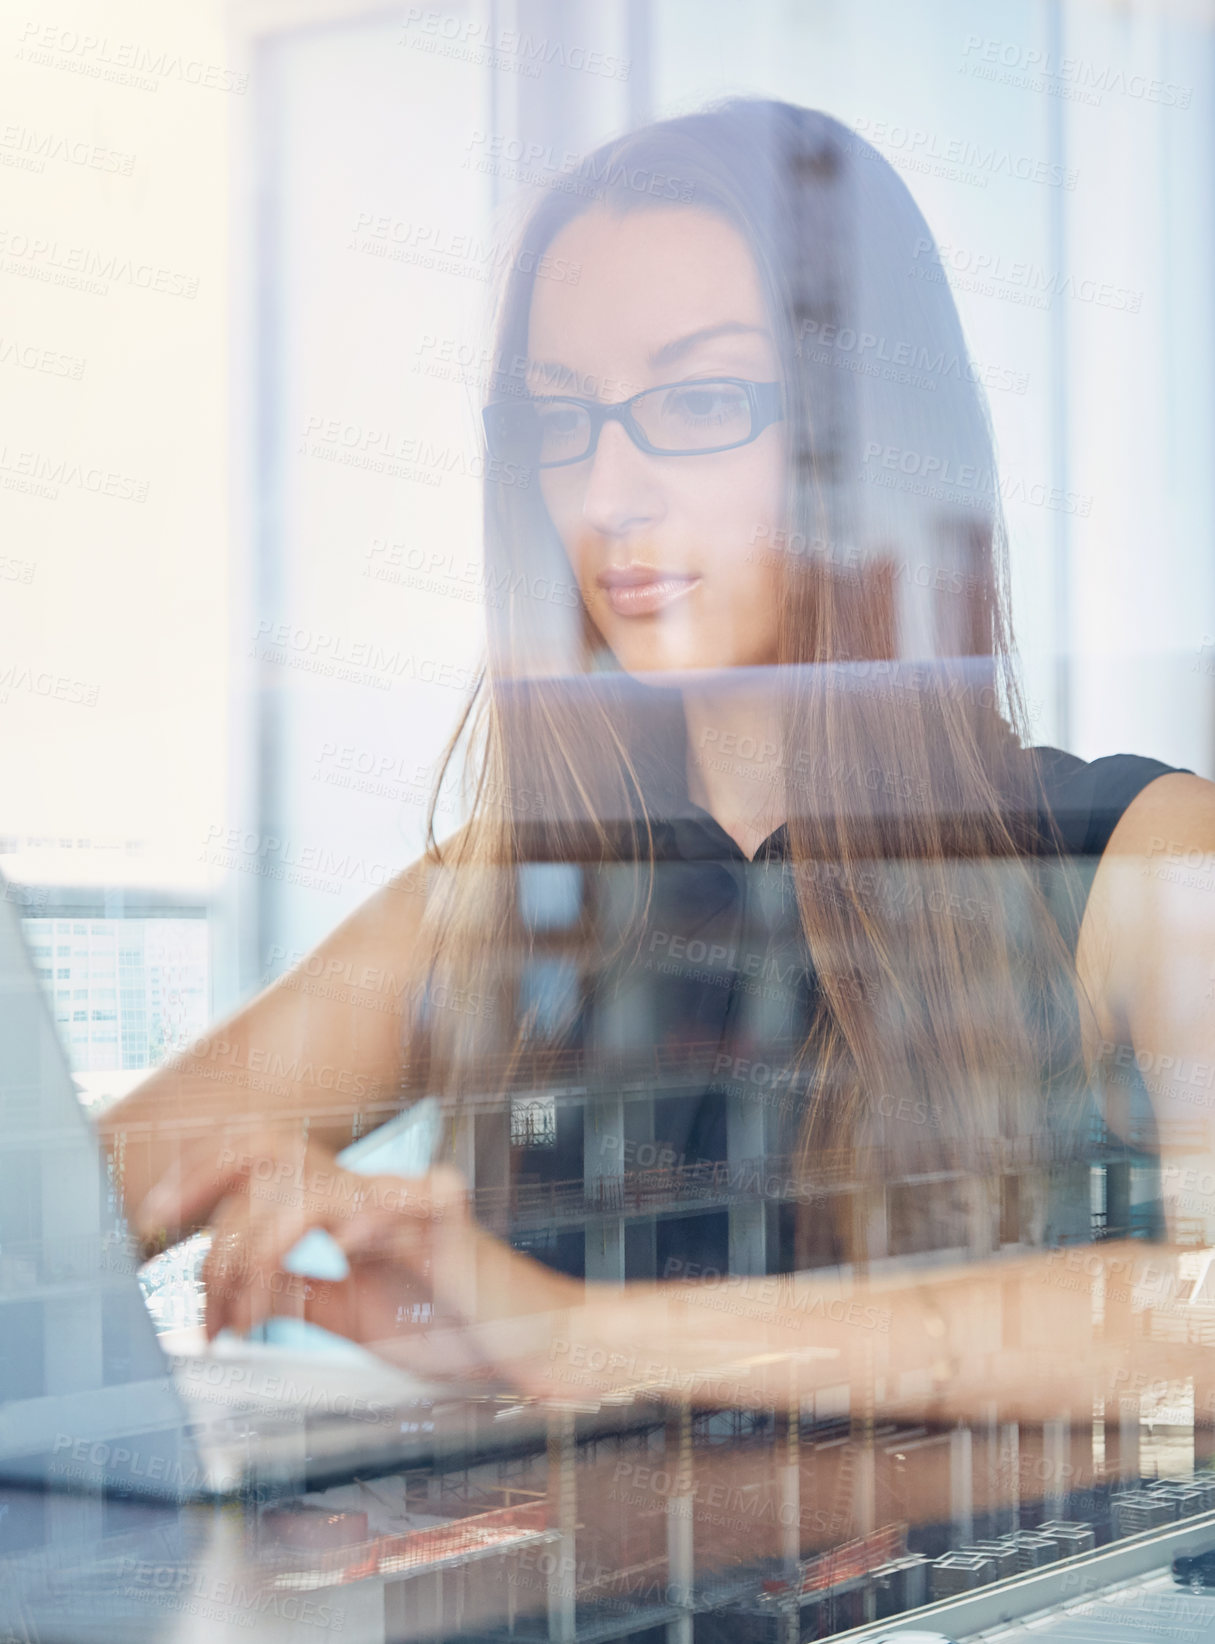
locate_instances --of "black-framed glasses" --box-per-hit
[482,377,785,469]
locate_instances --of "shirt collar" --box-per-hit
[498,671,790,864]
[626,682,790,864]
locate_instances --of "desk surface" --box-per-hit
[2,1403,1206,1644]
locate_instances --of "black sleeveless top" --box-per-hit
[506,745,1192,1279]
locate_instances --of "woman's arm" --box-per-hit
[97,847,439,1242]
[1075,769,1215,1246]
[546,768,1215,1418]
[191,772,1215,1434]
[194,1151,1202,1431]
[527,1235,1196,1419]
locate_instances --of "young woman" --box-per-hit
[101,100,1215,1432]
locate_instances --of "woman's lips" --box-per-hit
[597,569,702,618]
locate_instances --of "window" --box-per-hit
[5,6,1213,1633]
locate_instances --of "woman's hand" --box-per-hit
[195,1160,583,1395]
[133,1123,341,1257]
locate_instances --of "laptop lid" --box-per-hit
[0,884,205,1501]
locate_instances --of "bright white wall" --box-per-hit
[0,1,232,865]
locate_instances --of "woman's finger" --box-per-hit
[326,1167,469,1274]
[201,1163,432,1337]
[201,1197,261,1338]
[137,1124,320,1240]
[200,1164,343,1337]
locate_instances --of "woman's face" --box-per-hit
[526,206,787,676]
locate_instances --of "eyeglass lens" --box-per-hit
[537,380,754,463]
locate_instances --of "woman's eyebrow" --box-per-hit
[524,322,773,394]
[647,321,772,371]
[524,359,582,392]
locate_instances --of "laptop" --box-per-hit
[0,886,588,1503]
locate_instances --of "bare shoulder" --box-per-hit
[1076,770,1215,1051]
[1104,769,1215,852]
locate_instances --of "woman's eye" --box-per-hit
[537,404,583,436]
[665,384,745,425]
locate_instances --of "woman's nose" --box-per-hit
[578,417,666,539]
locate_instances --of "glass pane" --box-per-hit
[9,2,1215,1637]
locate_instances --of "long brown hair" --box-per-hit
[404,99,1096,1269]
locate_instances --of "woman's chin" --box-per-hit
[613,648,747,682]
[592,619,763,679]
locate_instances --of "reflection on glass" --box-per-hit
[5,12,1215,1644]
